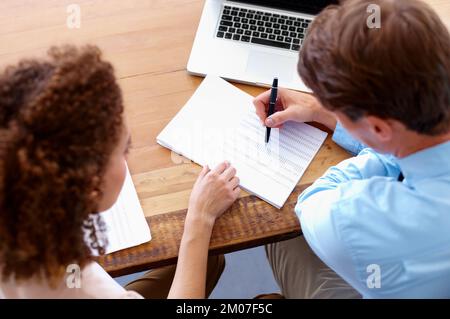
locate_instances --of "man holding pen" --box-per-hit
[254,0,450,298]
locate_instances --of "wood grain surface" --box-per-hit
[1,0,447,276]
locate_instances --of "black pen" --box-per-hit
[265,77,278,143]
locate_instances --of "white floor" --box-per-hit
[115,246,280,299]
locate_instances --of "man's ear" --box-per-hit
[365,116,394,142]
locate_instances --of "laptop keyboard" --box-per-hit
[216,5,312,52]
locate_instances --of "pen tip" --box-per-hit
[273,78,278,86]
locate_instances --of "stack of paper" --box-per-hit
[96,165,151,255]
[157,75,327,208]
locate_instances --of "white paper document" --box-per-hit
[96,165,151,255]
[157,75,327,208]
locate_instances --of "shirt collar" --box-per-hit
[397,140,450,182]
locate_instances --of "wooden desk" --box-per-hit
[1,0,448,277]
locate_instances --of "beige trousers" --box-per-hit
[266,236,361,299]
[125,255,225,299]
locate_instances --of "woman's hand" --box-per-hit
[253,88,337,130]
[187,161,240,227]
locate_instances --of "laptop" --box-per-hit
[187,1,338,91]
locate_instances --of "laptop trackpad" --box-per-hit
[246,50,294,84]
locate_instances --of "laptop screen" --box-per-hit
[233,1,339,15]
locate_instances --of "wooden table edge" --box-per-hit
[98,184,310,277]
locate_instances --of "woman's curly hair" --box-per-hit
[0,45,124,284]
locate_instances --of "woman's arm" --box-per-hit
[167,215,213,299]
[168,162,240,299]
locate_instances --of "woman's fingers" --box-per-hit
[229,176,240,189]
[211,161,229,175]
[199,165,210,178]
[222,165,237,181]
[194,165,210,187]
[232,186,241,198]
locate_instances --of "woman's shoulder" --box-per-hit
[0,262,143,299]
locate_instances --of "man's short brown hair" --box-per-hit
[298,0,450,135]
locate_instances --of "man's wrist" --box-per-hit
[313,107,337,131]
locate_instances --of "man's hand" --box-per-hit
[253,88,337,130]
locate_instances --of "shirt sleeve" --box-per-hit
[295,148,402,295]
[332,122,367,155]
[297,148,401,204]
[298,188,365,293]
